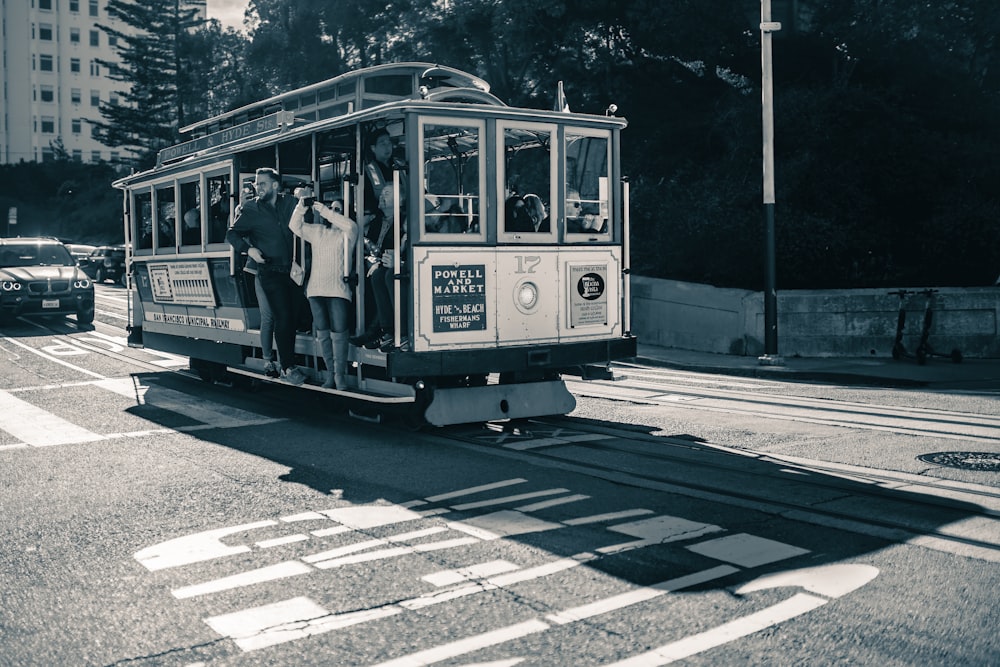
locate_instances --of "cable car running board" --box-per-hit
[226,367,416,404]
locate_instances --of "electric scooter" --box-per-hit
[889,289,913,361]
[913,289,963,365]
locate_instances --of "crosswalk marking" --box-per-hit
[685,533,811,568]
[0,377,283,449]
[94,377,281,429]
[0,389,103,447]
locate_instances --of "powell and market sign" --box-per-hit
[157,111,296,166]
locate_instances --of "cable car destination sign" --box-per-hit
[157,111,296,166]
[432,264,487,332]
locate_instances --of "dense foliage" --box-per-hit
[9,0,999,288]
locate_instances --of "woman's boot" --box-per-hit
[317,330,337,389]
[332,331,350,390]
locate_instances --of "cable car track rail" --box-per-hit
[434,416,1000,563]
[567,371,1000,445]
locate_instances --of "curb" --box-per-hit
[630,356,929,389]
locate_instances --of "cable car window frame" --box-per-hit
[417,116,487,244]
[563,127,614,242]
[496,119,558,244]
[132,161,232,257]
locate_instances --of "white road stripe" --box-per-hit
[602,593,828,666]
[205,596,402,653]
[422,560,521,587]
[0,390,103,446]
[425,479,527,502]
[369,620,550,667]
[172,561,312,599]
[546,565,739,626]
[93,377,281,429]
[685,533,810,568]
[0,334,105,378]
[505,433,608,451]
[515,494,590,512]
[256,534,309,549]
[370,565,741,667]
[450,489,570,511]
[563,509,654,526]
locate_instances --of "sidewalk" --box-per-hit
[632,344,1000,390]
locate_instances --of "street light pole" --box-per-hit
[760,1,783,364]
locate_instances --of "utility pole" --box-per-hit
[759,0,783,365]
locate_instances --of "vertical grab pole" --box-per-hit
[622,177,631,337]
[392,168,401,349]
[761,0,781,360]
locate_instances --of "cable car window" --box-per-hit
[135,190,153,250]
[498,121,557,241]
[565,131,611,236]
[419,119,485,240]
[154,185,176,250]
[179,179,202,247]
[206,172,231,244]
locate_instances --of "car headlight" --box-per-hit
[1,280,23,291]
[515,280,539,312]
[74,278,92,289]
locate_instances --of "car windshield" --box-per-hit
[0,244,75,268]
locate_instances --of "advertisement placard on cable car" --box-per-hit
[568,262,609,327]
[148,261,217,307]
[431,264,488,332]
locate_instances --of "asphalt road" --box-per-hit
[1,285,998,666]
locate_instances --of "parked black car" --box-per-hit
[0,237,95,324]
[79,245,127,285]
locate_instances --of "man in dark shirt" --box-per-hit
[226,167,306,385]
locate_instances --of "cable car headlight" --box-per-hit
[515,280,539,312]
[1,280,23,291]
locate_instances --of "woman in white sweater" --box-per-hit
[289,194,359,389]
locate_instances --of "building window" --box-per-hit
[109,92,120,106]
[70,58,81,73]
[110,151,120,162]
[91,124,100,139]
[72,150,83,161]
[39,0,54,10]
[90,60,100,77]
[39,54,54,72]
[41,117,56,134]
[109,34,118,47]
[42,147,55,162]
[91,150,102,163]
[70,28,81,44]
[72,119,82,134]
[90,30,100,47]
[91,90,100,106]
[70,0,80,11]
[71,88,82,104]
[40,85,55,103]
[39,24,54,41]
[89,0,99,18]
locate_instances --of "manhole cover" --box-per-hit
[917,452,1000,471]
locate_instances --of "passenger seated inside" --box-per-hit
[425,195,467,233]
[565,188,606,233]
[522,193,549,233]
[505,194,531,233]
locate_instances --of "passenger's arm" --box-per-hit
[313,202,356,234]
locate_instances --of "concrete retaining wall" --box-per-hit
[630,276,1000,359]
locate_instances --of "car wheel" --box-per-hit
[76,305,95,325]
[94,267,105,283]
[119,272,128,287]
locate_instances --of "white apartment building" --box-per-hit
[0,0,205,165]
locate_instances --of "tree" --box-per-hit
[95,0,206,168]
